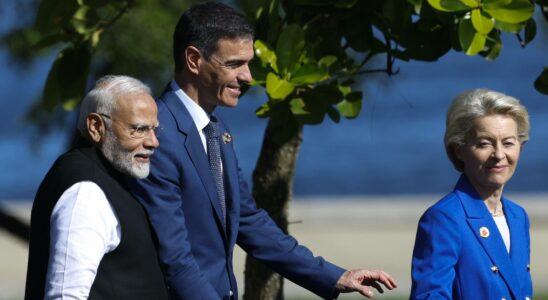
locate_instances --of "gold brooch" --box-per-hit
[222,132,232,144]
[479,226,490,238]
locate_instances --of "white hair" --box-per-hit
[77,75,151,137]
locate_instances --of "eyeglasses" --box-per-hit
[99,113,160,139]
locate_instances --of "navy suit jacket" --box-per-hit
[410,175,532,300]
[130,85,345,300]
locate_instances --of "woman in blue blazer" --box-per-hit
[410,89,533,300]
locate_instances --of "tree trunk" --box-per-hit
[243,119,303,300]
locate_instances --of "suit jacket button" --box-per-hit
[527,264,530,271]
[491,265,499,273]
[526,297,531,300]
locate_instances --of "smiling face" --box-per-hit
[195,38,254,112]
[455,114,521,196]
[100,93,159,179]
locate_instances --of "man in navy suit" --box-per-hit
[130,2,397,299]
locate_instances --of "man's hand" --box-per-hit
[335,269,397,298]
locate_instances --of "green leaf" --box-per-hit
[483,0,512,10]
[337,99,362,118]
[484,33,502,60]
[266,72,295,100]
[254,40,278,73]
[534,68,548,95]
[326,106,341,123]
[459,17,486,55]
[346,91,363,102]
[289,98,325,124]
[494,20,524,33]
[483,0,534,23]
[471,9,494,34]
[255,103,271,118]
[460,0,479,8]
[318,55,337,68]
[71,5,100,35]
[524,19,536,45]
[35,0,80,34]
[427,0,470,12]
[276,24,305,74]
[291,63,329,85]
[294,0,357,7]
[407,0,423,14]
[43,42,92,111]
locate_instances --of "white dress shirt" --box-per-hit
[493,215,511,253]
[171,80,211,154]
[44,181,121,299]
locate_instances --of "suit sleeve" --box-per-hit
[410,206,461,299]
[234,167,345,299]
[130,122,219,300]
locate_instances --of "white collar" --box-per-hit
[170,80,210,131]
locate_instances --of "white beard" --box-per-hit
[100,130,152,179]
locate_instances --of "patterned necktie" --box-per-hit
[203,116,226,226]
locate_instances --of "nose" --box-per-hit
[238,64,253,84]
[143,130,159,149]
[492,143,505,160]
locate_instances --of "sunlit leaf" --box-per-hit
[266,72,295,100]
[291,63,329,85]
[289,98,325,124]
[460,0,479,8]
[276,24,305,74]
[427,0,470,12]
[337,99,362,118]
[471,9,494,34]
[484,0,534,23]
[483,0,512,9]
[459,17,486,55]
[494,20,524,32]
[254,40,278,73]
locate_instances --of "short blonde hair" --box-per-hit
[444,88,529,172]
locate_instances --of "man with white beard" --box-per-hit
[25,75,169,300]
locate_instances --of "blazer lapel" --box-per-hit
[161,88,227,233]
[505,197,529,284]
[457,176,523,299]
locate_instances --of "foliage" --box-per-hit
[237,0,546,143]
[1,0,195,130]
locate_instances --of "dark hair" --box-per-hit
[173,1,254,71]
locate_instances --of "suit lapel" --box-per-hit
[161,88,227,233]
[457,176,523,299]
[505,197,528,281]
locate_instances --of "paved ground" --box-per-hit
[2,194,547,299]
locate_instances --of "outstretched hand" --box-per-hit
[335,269,397,298]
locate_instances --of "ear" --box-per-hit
[454,145,463,161]
[185,46,203,75]
[87,113,106,144]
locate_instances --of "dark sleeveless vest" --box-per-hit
[24,141,168,300]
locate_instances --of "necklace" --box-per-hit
[490,203,504,217]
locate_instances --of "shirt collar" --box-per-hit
[170,80,210,131]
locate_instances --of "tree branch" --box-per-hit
[0,206,30,243]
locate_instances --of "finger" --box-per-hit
[357,286,375,298]
[377,271,397,290]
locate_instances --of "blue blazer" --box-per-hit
[410,175,532,300]
[130,85,344,300]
